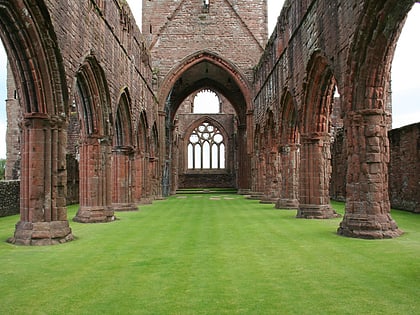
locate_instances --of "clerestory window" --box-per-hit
[188,121,225,169]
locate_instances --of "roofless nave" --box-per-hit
[1,0,418,245]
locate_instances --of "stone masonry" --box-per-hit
[1,0,419,244]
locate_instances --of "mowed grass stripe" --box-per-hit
[0,195,419,314]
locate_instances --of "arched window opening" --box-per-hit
[187,121,225,170]
[193,90,220,113]
[391,4,420,128]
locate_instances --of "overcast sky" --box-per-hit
[0,1,419,158]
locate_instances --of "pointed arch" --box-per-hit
[280,90,299,145]
[159,50,252,123]
[1,1,72,245]
[114,87,133,148]
[136,110,149,155]
[275,90,300,209]
[75,55,112,138]
[0,0,68,115]
[112,87,136,212]
[338,0,410,239]
[301,51,336,135]
[73,55,114,223]
[297,51,339,219]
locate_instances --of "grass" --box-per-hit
[0,195,419,315]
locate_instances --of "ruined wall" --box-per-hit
[389,123,420,213]
[0,180,19,217]
[45,0,156,131]
[5,63,20,180]
[143,0,267,85]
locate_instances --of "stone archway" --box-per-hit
[72,55,114,223]
[337,0,414,239]
[275,90,300,210]
[297,51,339,219]
[112,88,137,212]
[158,51,253,195]
[0,0,73,245]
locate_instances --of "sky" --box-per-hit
[0,1,419,159]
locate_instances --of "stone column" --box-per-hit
[276,144,299,209]
[338,109,403,238]
[74,138,114,223]
[9,114,73,245]
[237,124,250,193]
[261,151,280,204]
[297,133,338,218]
[112,147,137,211]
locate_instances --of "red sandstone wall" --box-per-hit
[5,63,20,180]
[45,0,156,131]
[389,123,420,213]
[143,0,268,84]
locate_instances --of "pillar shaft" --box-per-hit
[112,147,137,211]
[338,109,402,238]
[74,139,114,223]
[297,133,338,218]
[276,144,299,209]
[9,115,73,245]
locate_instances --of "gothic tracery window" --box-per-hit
[188,121,225,169]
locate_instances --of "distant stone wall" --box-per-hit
[179,172,235,189]
[330,123,420,213]
[389,123,420,213]
[0,180,20,217]
[330,128,346,202]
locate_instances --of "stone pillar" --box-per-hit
[261,151,280,204]
[297,133,339,218]
[74,138,114,223]
[338,109,403,239]
[237,124,251,193]
[276,144,299,209]
[8,114,73,245]
[112,147,137,211]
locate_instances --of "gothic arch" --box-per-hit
[275,90,299,209]
[338,0,413,239]
[112,88,137,212]
[159,50,252,122]
[297,51,339,219]
[300,51,336,135]
[73,55,114,223]
[0,0,73,245]
[133,110,150,202]
[114,88,133,148]
[159,50,253,194]
[260,110,280,202]
[75,55,112,138]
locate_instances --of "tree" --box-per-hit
[0,159,5,180]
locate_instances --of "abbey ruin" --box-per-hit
[1,0,419,245]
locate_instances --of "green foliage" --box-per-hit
[0,159,5,180]
[0,197,419,314]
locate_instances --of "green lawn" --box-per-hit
[0,195,419,315]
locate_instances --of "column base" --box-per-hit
[260,197,278,204]
[246,192,264,200]
[112,203,138,212]
[337,213,403,239]
[73,206,115,223]
[275,198,299,209]
[297,204,340,219]
[237,189,251,195]
[7,221,74,246]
